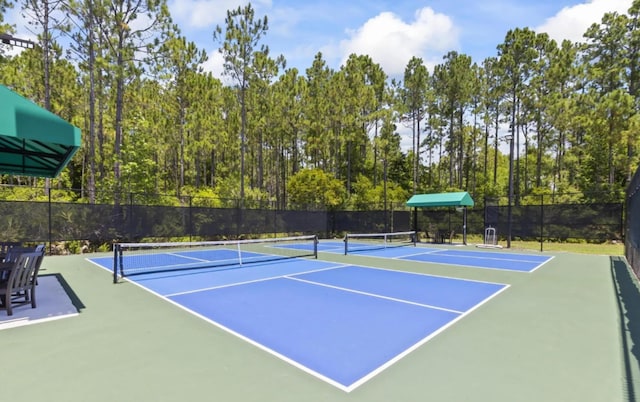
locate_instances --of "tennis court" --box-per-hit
[88,238,508,391]
[320,238,552,272]
[0,236,635,402]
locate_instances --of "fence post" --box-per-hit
[189,195,193,242]
[236,199,241,238]
[621,200,626,245]
[384,198,389,233]
[540,194,544,252]
[483,197,487,233]
[128,192,134,242]
[48,190,52,254]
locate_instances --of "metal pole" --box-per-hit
[463,207,467,245]
[540,195,544,252]
[507,134,514,248]
[383,158,388,232]
[113,244,119,284]
[128,192,134,242]
[48,190,52,255]
[189,196,193,242]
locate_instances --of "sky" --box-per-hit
[168,0,634,79]
[4,0,634,79]
[3,0,634,153]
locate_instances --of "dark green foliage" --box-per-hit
[1,1,640,209]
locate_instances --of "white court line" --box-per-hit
[164,264,350,297]
[528,255,555,272]
[166,252,211,262]
[396,247,548,263]
[285,275,464,314]
[397,248,443,258]
[116,260,511,393]
[322,260,510,287]
[345,282,510,392]
[349,247,552,273]
[415,250,550,264]
[409,250,555,272]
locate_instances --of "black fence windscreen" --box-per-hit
[626,165,640,277]
[330,210,410,234]
[0,198,624,250]
[414,202,621,243]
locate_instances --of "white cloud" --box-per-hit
[336,7,459,76]
[202,49,239,86]
[170,0,272,30]
[202,48,225,77]
[536,0,632,44]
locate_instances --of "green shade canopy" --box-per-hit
[0,85,81,178]
[406,192,475,208]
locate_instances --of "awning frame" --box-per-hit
[406,191,475,208]
[0,85,81,178]
[406,192,475,245]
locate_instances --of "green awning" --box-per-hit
[0,85,81,178]
[406,192,475,207]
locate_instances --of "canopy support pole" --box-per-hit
[463,206,468,245]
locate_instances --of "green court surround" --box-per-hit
[0,248,636,402]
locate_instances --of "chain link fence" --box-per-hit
[0,186,625,253]
[414,199,622,244]
[626,165,640,277]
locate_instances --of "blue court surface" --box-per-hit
[319,241,552,272]
[90,254,508,392]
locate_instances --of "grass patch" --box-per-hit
[509,240,624,255]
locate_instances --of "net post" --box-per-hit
[413,230,417,246]
[344,233,348,255]
[314,235,318,259]
[118,243,125,280]
[113,243,119,284]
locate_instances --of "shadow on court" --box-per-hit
[611,256,640,401]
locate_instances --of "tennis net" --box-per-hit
[113,235,318,282]
[344,231,417,255]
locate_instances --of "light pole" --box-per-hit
[0,33,35,49]
[506,133,514,248]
